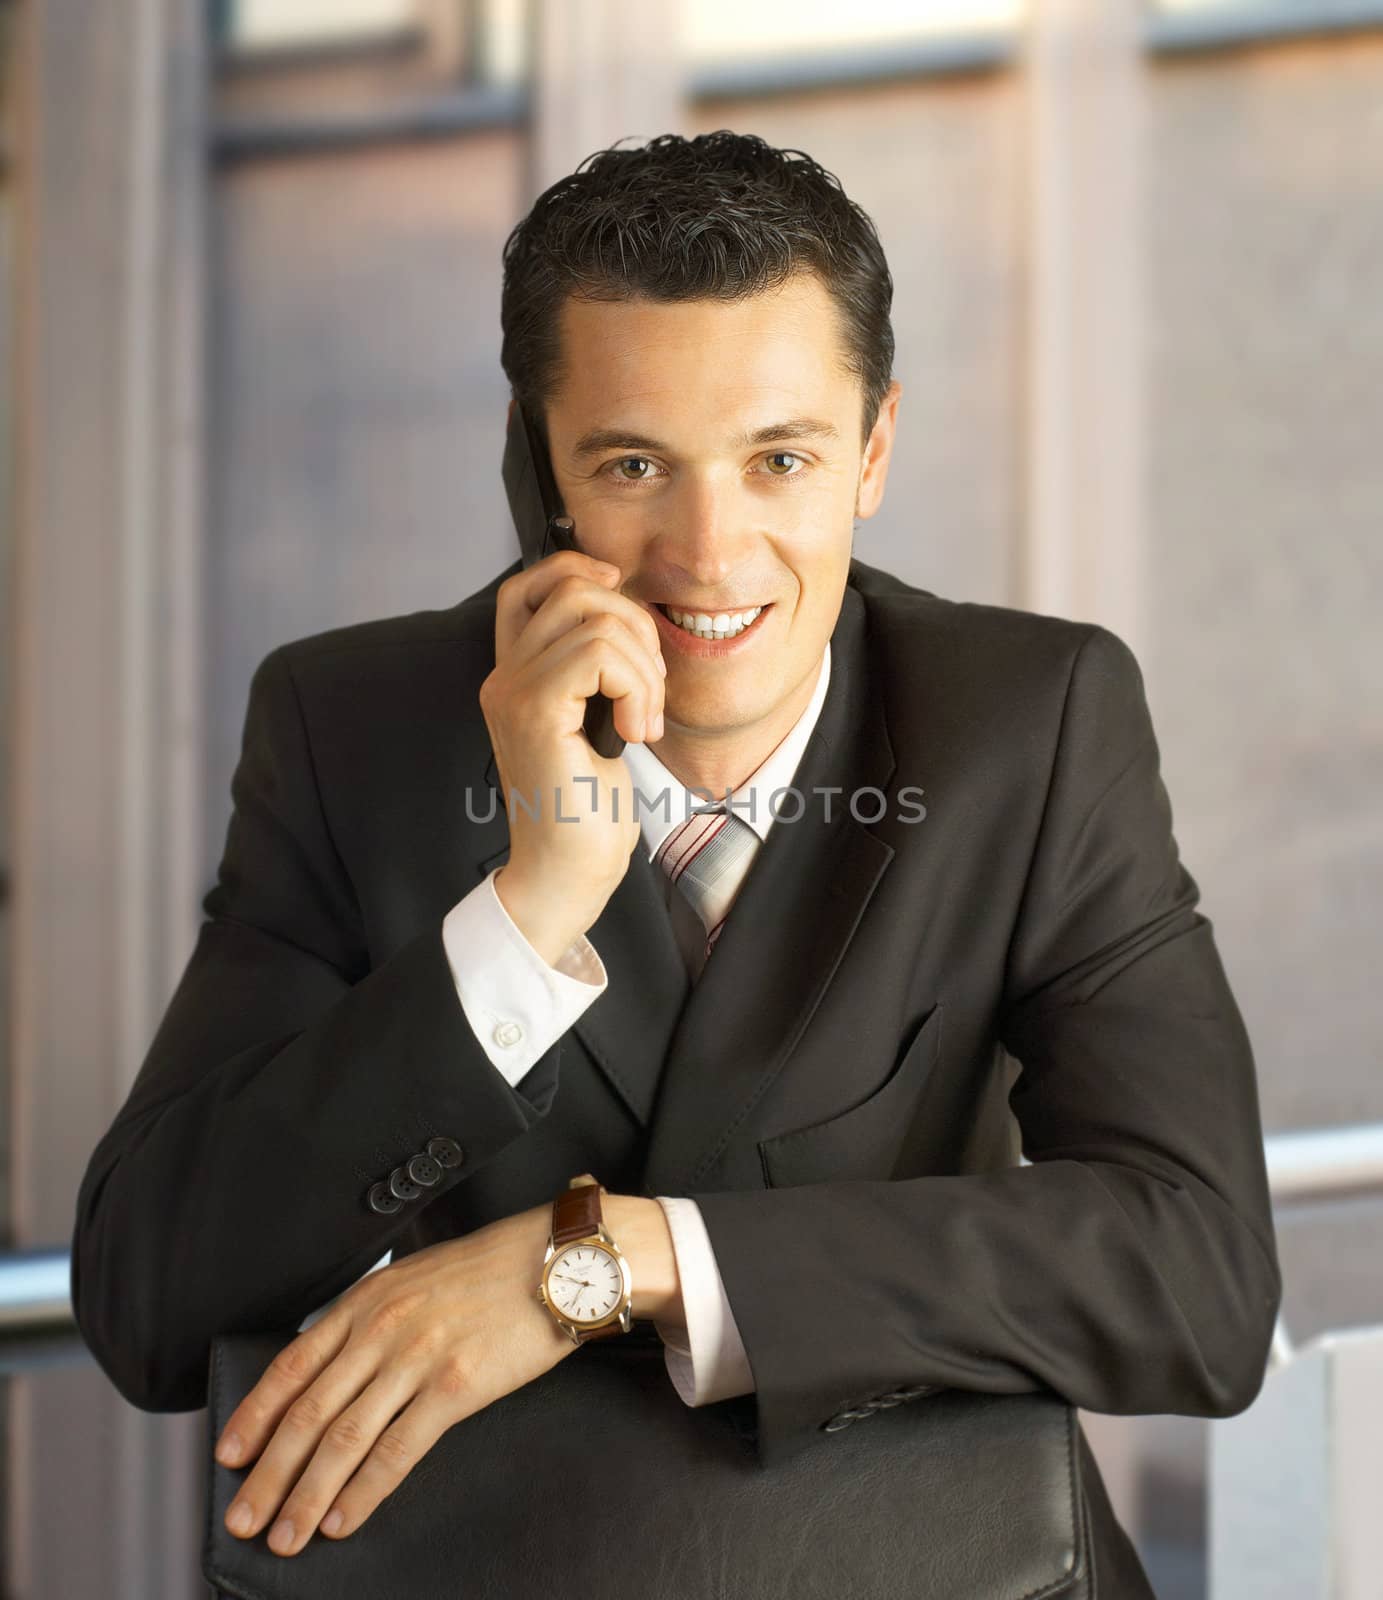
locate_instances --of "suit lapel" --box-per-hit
[567,849,692,1126]
[639,580,897,1194]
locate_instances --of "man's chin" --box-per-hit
[655,689,784,742]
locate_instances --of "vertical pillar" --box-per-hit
[1018,0,1145,652]
[527,0,689,201]
[8,0,207,1594]
[1017,0,1150,1554]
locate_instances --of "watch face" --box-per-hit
[546,1244,625,1325]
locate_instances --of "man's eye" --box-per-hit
[604,451,808,486]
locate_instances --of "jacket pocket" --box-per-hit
[757,1003,944,1188]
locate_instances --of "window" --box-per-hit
[686,0,1022,66]
[219,0,423,52]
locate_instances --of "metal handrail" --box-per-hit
[1260,1121,1383,1366]
[1262,1121,1383,1204]
[4,1122,1381,1343]
[0,1246,73,1335]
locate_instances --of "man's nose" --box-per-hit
[657,475,760,593]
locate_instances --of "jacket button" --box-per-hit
[406,1152,442,1187]
[425,1136,465,1169]
[367,1181,403,1215]
[875,1384,934,1408]
[389,1165,422,1201]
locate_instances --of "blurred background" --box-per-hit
[2,0,1381,1594]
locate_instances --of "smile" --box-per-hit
[651,601,774,657]
[660,604,763,639]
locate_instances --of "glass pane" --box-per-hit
[687,0,1023,63]
[226,0,421,50]
[461,0,1023,93]
[1150,0,1340,11]
[473,0,525,86]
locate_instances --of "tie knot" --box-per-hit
[653,807,760,957]
[653,805,743,882]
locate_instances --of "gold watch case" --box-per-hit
[536,1217,634,1344]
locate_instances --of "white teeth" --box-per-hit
[667,605,764,639]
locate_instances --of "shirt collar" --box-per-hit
[620,640,832,863]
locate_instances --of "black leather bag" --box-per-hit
[204,1324,1093,1600]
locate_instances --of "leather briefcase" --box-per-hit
[204,1324,1093,1599]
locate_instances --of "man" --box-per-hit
[71,131,1280,1590]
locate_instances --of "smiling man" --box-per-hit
[71,132,1279,1596]
[547,269,874,798]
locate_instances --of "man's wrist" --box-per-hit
[493,865,600,969]
[603,1192,684,1327]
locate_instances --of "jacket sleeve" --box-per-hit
[292,876,756,1404]
[69,645,564,1413]
[690,624,1282,1470]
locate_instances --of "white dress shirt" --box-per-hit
[300,640,832,1412]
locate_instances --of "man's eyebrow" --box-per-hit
[569,417,840,460]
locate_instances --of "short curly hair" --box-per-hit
[500,129,895,452]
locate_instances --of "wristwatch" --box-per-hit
[536,1172,634,1345]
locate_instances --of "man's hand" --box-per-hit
[482,548,667,966]
[214,1190,681,1557]
[214,1200,570,1557]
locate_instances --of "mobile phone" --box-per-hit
[501,400,626,759]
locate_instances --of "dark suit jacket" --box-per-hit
[71,554,1280,1575]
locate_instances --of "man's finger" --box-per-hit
[257,1367,417,1556]
[495,548,620,660]
[317,1388,464,1543]
[221,1337,371,1549]
[216,1321,347,1467]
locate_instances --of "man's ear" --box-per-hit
[507,397,516,427]
[855,379,902,520]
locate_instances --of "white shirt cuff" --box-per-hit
[652,1196,756,1406]
[441,867,608,1088]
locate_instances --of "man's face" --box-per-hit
[536,270,900,750]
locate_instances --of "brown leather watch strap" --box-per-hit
[552,1175,604,1248]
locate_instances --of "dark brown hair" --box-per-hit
[499,130,895,451]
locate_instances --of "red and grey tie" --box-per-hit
[653,807,761,974]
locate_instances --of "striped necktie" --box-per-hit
[653,807,761,975]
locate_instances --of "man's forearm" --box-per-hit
[604,1192,684,1329]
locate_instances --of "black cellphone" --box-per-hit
[501,400,626,760]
